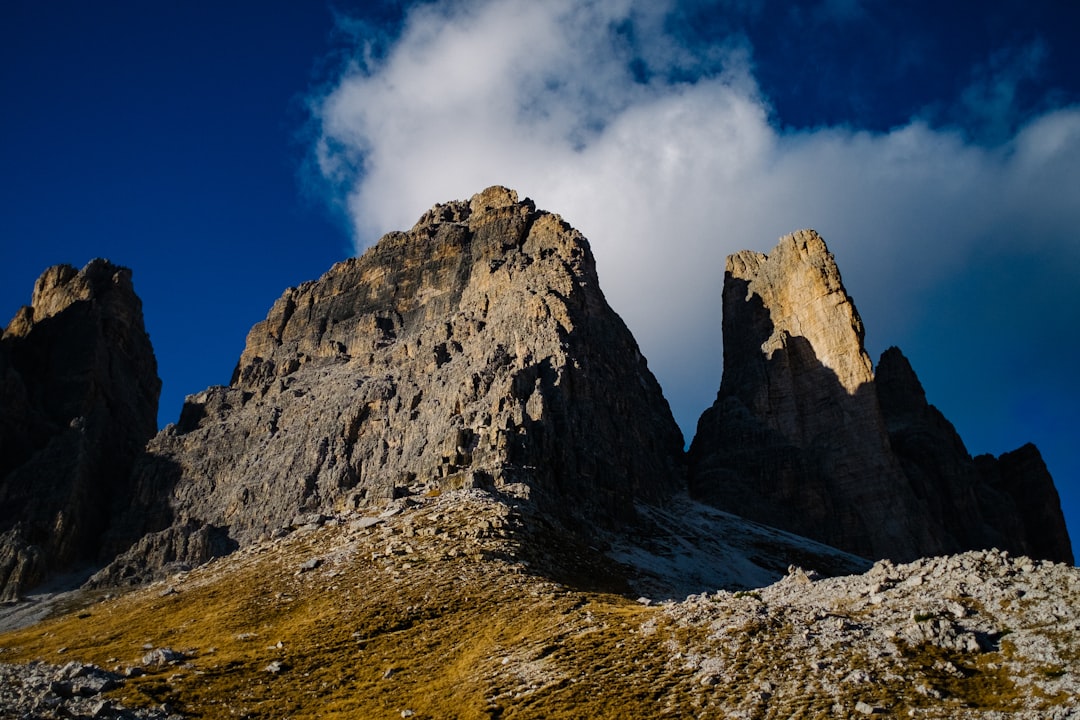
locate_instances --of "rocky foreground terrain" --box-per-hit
[1,488,1077,718]
[0,187,1076,717]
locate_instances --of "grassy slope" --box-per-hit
[0,496,679,719]
[1,493,1075,719]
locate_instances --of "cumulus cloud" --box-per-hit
[309,0,1080,452]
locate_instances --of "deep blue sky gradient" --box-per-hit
[3,0,1078,561]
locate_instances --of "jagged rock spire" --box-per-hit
[0,260,160,600]
[107,186,685,573]
[689,230,1072,564]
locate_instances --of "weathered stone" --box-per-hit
[0,260,160,600]
[140,647,185,667]
[877,347,1073,564]
[111,187,684,563]
[298,557,322,573]
[0,661,164,719]
[688,230,942,560]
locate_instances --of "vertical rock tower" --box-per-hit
[0,260,160,600]
[115,187,685,557]
[689,230,1073,564]
[689,231,946,560]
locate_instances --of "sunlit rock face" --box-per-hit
[112,186,686,564]
[687,229,1068,564]
[0,260,160,600]
[689,230,943,561]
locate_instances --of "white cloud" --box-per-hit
[310,0,1080,445]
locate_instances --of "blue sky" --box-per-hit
[3,0,1078,561]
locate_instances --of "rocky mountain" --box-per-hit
[971,444,1074,564]
[877,346,1074,564]
[0,260,160,601]
[688,230,1074,564]
[93,186,687,585]
[0,189,1076,718]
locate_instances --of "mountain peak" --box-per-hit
[0,260,159,600]
[691,230,1072,564]
[97,188,684,585]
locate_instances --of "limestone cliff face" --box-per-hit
[0,260,160,600]
[689,232,1073,564]
[116,187,684,555]
[871,347,1073,561]
[688,231,946,561]
[874,347,994,552]
[972,445,1074,565]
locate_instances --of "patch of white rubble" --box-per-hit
[661,548,1080,718]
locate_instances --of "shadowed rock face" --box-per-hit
[689,230,1073,564]
[688,230,943,561]
[0,260,160,600]
[972,445,1074,565]
[874,346,993,550]
[876,347,1073,564]
[113,187,685,556]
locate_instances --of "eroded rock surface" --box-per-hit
[107,187,684,571]
[0,260,160,600]
[688,230,942,560]
[666,548,1080,718]
[877,346,1073,564]
[688,231,1072,564]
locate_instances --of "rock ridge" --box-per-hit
[689,231,1072,564]
[1,194,1071,599]
[101,186,685,577]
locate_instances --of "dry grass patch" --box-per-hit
[0,520,681,719]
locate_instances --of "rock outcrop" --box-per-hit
[105,187,685,567]
[876,346,1074,564]
[688,230,943,560]
[972,444,1073,564]
[688,230,1073,564]
[0,260,160,600]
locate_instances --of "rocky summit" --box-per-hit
[688,230,937,561]
[0,260,160,601]
[876,347,1073,564]
[688,230,1073,565]
[93,186,686,586]
[0,188,1075,718]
